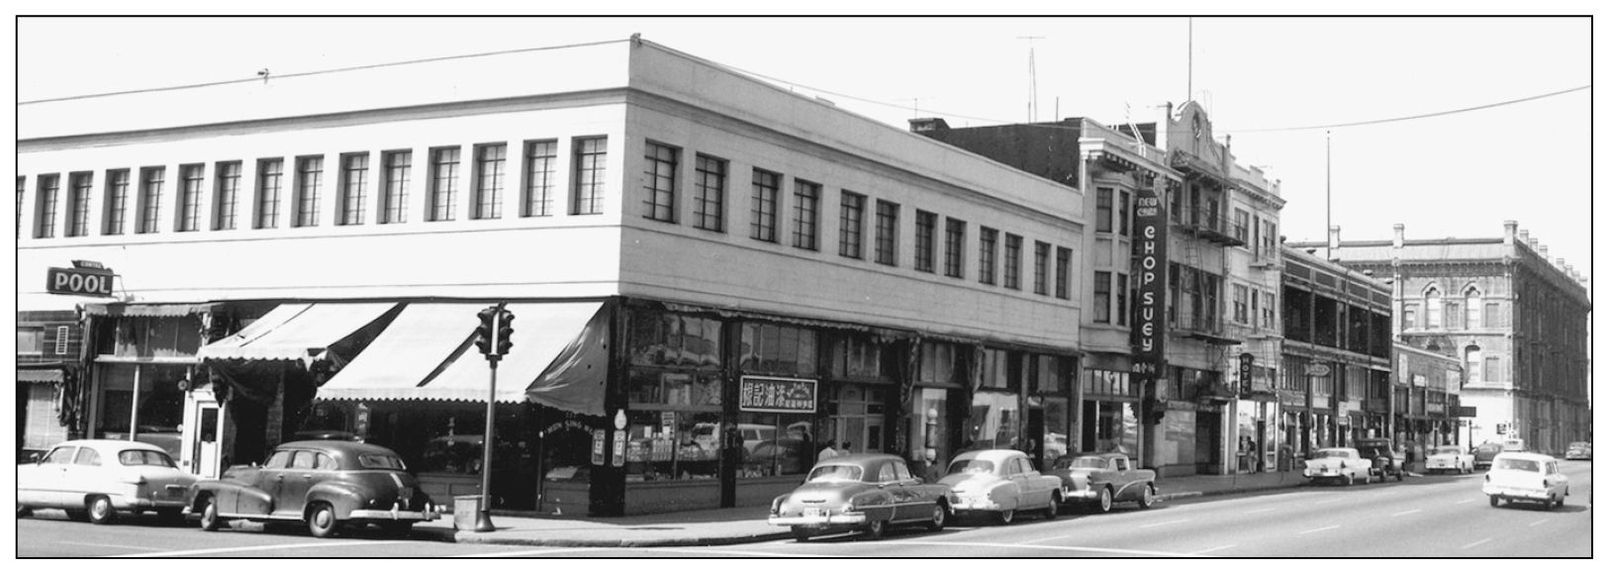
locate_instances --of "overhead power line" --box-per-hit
[1224,85,1590,133]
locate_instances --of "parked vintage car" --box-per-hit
[1425,445,1476,474]
[1352,438,1404,482]
[16,439,196,524]
[1048,452,1157,513]
[1565,441,1592,461]
[186,440,441,538]
[1473,441,1505,470]
[768,453,955,542]
[1482,451,1569,509]
[1303,447,1373,485]
[939,449,1063,524]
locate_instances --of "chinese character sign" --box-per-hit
[738,376,817,413]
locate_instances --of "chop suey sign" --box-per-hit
[1132,185,1167,379]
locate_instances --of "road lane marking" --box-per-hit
[1460,538,1492,550]
[1138,518,1192,529]
[1455,498,1476,504]
[1390,509,1421,517]
[61,542,165,551]
[1315,498,1344,505]
[1191,545,1238,555]
[904,540,1204,557]
[1299,525,1340,535]
[1530,519,1550,527]
[110,540,411,558]
[1245,507,1276,514]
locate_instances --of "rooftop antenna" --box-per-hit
[1186,18,1193,102]
[1326,130,1333,260]
[1018,36,1044,122]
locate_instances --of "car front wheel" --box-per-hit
[1044,493,1059,520]
[998,507,1015,525]
[926,504,947,531]
[1095,487,1114,513]
[864,518,887,540]
[1490,496,1502,507]
[306,502,339,538]
[199,496,223,532]
[87,495,117,525]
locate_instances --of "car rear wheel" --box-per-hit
[864,518,887,539]
[926,503,947,531]
[306,502,338,538]
[998,507,1015,525]
[199,495,223,532]
[791,527,818,542]
[1489,496,1502,507]
[87,495,117,525]
[1095,487,1114,513]
[1044,493,1059,520]
[17,505,32,518]
[1137,485,1156,510]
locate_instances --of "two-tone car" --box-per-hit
[1565,441,1591,461]
[186,440,440,538]
[1048,452,1157,513]
[1482,451,1569,509]
[1472,442,1504,470]
[938,449,1063,524]
[17,439,196,524]
[768,453,954,542]
[1302,447,1373,485]
[1425,445,1476,474]
[1352,438,1404,482]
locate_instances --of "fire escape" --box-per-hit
[1167,150,1244,400]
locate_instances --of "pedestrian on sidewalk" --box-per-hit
[818,439,839,463]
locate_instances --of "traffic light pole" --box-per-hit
[476,357,497,532]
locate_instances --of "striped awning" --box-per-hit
[197,303,397,362]
[17,369,64,383]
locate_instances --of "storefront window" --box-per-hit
[630,312,723,368]
[828,335,886,380]
[1038,397,1070,463]
[919,342,964,385]
[100,318,202,359]
[628,369,723,406]
[967,391,1019,450]
[623,409,722,482]
[909,387,953,462]
[1089,400,1138,456]
[95,364,187,457]
[826,383,889,454]
[738,412,813,478]
[739,323,817,376]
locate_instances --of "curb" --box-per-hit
[451,530,792,548]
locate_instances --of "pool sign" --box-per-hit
[46,266,116,297]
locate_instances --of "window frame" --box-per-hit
[522,139,559,217]
[837,190,866,259]
[212,162,241,230]
[380,150,412,224]
[571,136,608,216]
[1095,187,1114,233]
[693,153,727,232]
[293,156,323,228]
[978,227,998,285]
[943,217,966,278]
[338,153,369,226]
[1093,270,1112,323]
[473,143,507,220]
[642,141,679,223]
[750,168,780,243]
[175,164,204,233]
[1003,234,1023,290]
[253,159,282,229]
[66,171,93,237]
[104,169,131,235]
[427,146,461,222]
[791,179,820,251]
[873,199,899,266]
[139,167,166,234]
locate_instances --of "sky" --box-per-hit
[10,10,1598,291]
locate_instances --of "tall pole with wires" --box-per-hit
[1326,130,1332,260]
[1018,36,1043,122]
[1187,18,1194,101]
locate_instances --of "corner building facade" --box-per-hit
[16,39,1085,516]
[1294,223,1589,454]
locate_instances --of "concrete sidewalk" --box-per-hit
[425,469,1313,547]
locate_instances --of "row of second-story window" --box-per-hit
[639,140,1075,300]
[18,136,609,239]
[1101,186,1278,260]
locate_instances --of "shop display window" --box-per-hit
[739,322,817,376]
[628,369,723,407]
[919,342,964,385]
[630,311,723,369]
[94,364,187,457]
[1039,397,1071,462]
[737,412,813,478]
[623,410,722,482]
[966,391,1019,450]
[828,335,887,381]
[1035,355,1075,393]
[99,318,202,359]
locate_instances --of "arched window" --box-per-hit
[1465,288,1482,329]
[1465,345,1482,384]
[1425,287,1443,329]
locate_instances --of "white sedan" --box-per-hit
[17,439,196,524]
[1483,452,1569,509]
[1303,447,1373,486]
[1425,445,1476,474]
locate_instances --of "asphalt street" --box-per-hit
[16,461,1591,558]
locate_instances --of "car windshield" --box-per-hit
[806,465,863,482]
[1495,458,1541,472]
[946,459,997,475]
[1313,450,1351,459]
[118,449,176,468]
[357,453,406,470]
[1431,446,1463,456]
[1055,456,1109,469]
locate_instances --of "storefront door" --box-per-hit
[181,391,225,478]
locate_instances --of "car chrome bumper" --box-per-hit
[1483,486,1554,501]
[950,498,1007,512]
[768,512,868,527]
[348,508,440,522]
[1062,489,1098,501]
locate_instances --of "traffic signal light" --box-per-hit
[475,307,498,357]
[494,309,514,356]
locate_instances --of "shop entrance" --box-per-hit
[829,383,887,453]
[181,392,225,478]
[1195,408,1223,474]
